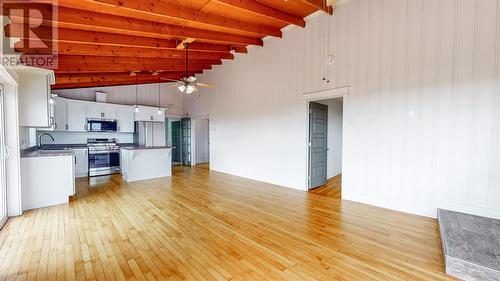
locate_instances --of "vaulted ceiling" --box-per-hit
[5,0,334,89]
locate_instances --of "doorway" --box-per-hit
[308,97,343,198]
[166,118,182,164]
[193,118,209,165]
[0,84,7,228]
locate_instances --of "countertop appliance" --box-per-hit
[87,138,120,177]
[87,118,118,132]
[134,121,166,147]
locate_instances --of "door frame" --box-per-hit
[0,65,21,224]
[303,86,349,191]
[0,84,6,228]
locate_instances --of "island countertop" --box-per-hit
[120,146,175,151]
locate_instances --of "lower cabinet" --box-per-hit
[73,149,88,177]
[21,155,75,211]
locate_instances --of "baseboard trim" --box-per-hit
[437,201,500,220]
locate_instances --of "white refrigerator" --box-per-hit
[133,121,166,147]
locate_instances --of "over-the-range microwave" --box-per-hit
[87,118,118,132]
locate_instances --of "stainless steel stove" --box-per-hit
[87,138,120,177]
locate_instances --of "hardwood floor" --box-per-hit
[309,175,342,198]
[0,164,455,280]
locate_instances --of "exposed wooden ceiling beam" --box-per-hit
[55,63,212,73]
[212,0,305,27]
[301,0,333,14]
[177,38,196,50]
[51,81,168,89]
[16,41,234,60]
[55,72,198,84]
[6,24,232,53]
[53,55,223,65]
[54,0,282,38]
[8,7,263,46]
[231,46,248,54]
[53,72,203,89]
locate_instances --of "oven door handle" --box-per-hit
[89,150,120,155]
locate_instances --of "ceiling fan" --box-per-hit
[161,42,214,94]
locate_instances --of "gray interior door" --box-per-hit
[309,102,328,189]
[181,118,192,166]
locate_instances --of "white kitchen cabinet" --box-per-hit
[134,107,152,121]
[102,104,117,119]
[117,106,135,133]
[17,68,55,127]
[85,103,103,119]
[135,107,165,123]
[73,149,88,178]
[67,100,87,132]
[53,98,68,131]
[21,155,75,211]
[86,103,117,120]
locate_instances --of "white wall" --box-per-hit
[53,82,185,116]
[184,0,500,219]
[318,99,343,179]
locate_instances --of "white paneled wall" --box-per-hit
[184,0,500,219]
[53,83,185,116]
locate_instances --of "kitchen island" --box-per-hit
[120,147,173,182]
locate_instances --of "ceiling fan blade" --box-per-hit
[186,76,197,83]
[196,82,214,88]
[167,84,180,88]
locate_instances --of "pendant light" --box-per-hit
[157,83,162,115]
[134,77,140,113]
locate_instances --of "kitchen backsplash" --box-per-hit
[36,131,134,145]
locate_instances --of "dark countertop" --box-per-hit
[40,144,88,150]
[22,143,139,158]
[120,146,174,151]
[21,147,75,158]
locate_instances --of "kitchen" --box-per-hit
[17,68,189,212]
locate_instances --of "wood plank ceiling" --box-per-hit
[5,0,334,89]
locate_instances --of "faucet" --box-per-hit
[38,133,54,150]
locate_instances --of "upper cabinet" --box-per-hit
[85,103,102,119]
[135,107,165,123]
[86,103,117,120]
[41,96,165,132]
[53,98,67,131]
[116,106,135,133]
[102,105,117,120]
[67,100,87,132]
[17,67,55,127]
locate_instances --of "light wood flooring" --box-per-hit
[0,164,456,280]
[309,175,342,198]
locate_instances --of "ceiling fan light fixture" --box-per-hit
[186,85,196,94]
[134,105,140,113]
[178,85,186,93]
[157,108,163,115]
